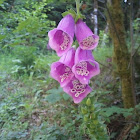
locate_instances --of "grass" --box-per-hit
[1,47,132,140]
[93,46,113,63]
[0,51,84,139]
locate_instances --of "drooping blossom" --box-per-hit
[50,48,75,87]
[75,19,99,50]
[48,14,75,57]
[72,47,100,84]
[63,77,92,104]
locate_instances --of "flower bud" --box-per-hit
[86,98,91,106]
[93,120,99,125]
[84,115,89,122]
[81,107,88,114]
[90,105,95,111]
[91,113,96,119]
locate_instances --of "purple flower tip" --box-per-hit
[50,62,74,87]
[48,15,75,57]
[63,77,92,103]
[75,19,99,50]
[50,48,75,87]
[59,48,76,68]
[72,47,100,84]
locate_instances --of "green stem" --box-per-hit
[75,0,80,15]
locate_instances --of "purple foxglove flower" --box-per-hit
[63,77,92,104]
[50,48,75,87]
[72,47,100,84]
[75,19,99,50]
[48,14,75,57]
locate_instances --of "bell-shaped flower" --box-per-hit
[75,19,99,50]
[63,77,92,104]
[72,47,100,84]
[50,48,75,87]
[48,14,75,57]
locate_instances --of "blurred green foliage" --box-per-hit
[0,0,140,139]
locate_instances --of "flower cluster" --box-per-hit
[48,15,100,103]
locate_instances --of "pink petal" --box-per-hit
[63,77,92,103]
[48,15,75,57]
[72,47,100,84]
[75,19,99,50]
[72,61,100,84]
[59,48,75,68]
[74,47,94,64]
[57,14,75,38]
[50,48,75,87]
[48,29,73,57]
[50,62,74,87]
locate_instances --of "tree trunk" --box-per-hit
[107,0,135,108]
[130,0,136,105]
[93,0,98,35]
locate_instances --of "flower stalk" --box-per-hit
[75,0,80,15]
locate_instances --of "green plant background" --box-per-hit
[0,0,140,140]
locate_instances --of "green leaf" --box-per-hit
[45,87,63,103]
[62,11,71,17]
[102,106,133,117]
[0,34,6,41]
[62,9,85,23]
[62,9,76,19]
[131,125,139,134]
[75,13,85,23]
[13,18,34,33]
[45,93,62,103]
[62,93,70,101]
[0,0,5,5]
[46,87,63,94]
